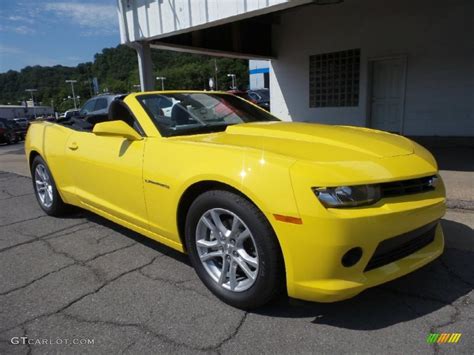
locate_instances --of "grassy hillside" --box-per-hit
[0,45,249,112]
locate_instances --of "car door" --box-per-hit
[65,115,148,229]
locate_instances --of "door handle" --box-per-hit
[68,142,79,150]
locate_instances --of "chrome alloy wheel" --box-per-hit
[196,208,259,292]
[34,164,53,208]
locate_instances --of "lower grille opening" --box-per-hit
[364,221,438,272]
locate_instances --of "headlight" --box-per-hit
[312,185,381,208]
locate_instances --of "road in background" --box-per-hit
[0,142,29,177]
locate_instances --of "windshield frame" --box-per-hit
[136,92,278,137]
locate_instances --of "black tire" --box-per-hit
[185,190,284,309]
[31,155,70,216]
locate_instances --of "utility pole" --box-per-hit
[25,89,37,118]
[156,77,166,91]
[65,80,78,109]
[87,78,93,97]
[227,73,236,89]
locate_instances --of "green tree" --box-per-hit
[0,45,249,110]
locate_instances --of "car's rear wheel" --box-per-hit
[185,190,284,309]
[31,156,70,216]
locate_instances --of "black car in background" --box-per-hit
[247,89,270,111]
[0,118,21,145]
[12,117,29,129]
[226,89,270,111]
[12,118,29,138]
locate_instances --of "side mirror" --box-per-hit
[92,120,143,141]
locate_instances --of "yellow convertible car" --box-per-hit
[25,91,445,308]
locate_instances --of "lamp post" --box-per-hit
[65,80,78,109]
[227,74,236,89]
[25,89,37,118]
[156,76,166,91]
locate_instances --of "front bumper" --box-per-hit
[271,187,446,303]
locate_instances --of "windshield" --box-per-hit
[137,93,279,137]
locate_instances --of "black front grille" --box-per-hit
[364,221,438,272]
[380,175,436,198]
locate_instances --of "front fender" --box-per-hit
[142,138,299,244]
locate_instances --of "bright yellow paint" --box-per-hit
[24,91,445,303]
[93,120,143,141]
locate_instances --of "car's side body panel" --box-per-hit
[142,137,298,243]
[64,131,149,229]
[26,121,186,252]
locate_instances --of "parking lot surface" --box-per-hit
[0,143,473,354]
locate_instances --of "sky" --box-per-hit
[0,0,121,73]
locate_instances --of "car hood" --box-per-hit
[177,122,415,162]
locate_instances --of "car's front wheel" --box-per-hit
[185,190,284,309]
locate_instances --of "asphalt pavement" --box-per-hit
[0,142,473,354]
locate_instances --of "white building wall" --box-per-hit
[270,0,474,136]
[249,60,270,89]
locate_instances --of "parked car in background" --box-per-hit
[226,89,250,100]
[247,89,270,111]
[11,118,28,139]
[62,109,80,119]
[78,94,124,123]
[227,89,270,111]
[12,117,29,129]
[0,118,20,144]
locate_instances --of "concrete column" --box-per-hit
[135,42,155,91]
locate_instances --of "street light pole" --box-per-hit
[227,74,236,89]
[65,80,78,109]
[156,77,166,91]
[25,89,38,118]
